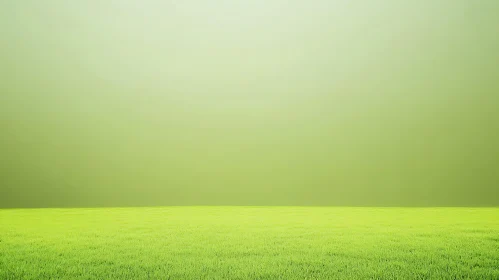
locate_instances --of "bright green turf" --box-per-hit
[1,207,498,279]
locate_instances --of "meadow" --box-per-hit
[1,207,498,279]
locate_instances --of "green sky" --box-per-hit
[1,1,498,207]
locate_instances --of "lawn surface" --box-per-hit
[1,207,498,279]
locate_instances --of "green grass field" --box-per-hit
[1,207,498,279]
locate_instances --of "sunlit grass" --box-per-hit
[1,207,498,279]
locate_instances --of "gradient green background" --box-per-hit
[1,1,498,207]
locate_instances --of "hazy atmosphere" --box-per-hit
[1,1,498,207]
